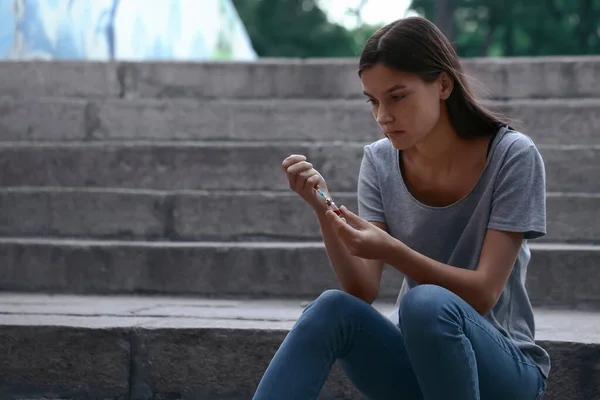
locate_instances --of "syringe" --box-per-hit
[313,184,342,216]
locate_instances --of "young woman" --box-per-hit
[253,16,549,400]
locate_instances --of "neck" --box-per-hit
[404,111,466,169]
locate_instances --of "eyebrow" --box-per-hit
[362,84,407,97]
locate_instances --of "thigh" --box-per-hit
[461,308,546,399]
[336,294,423,400]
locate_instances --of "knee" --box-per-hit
[296,289,362,329]
[304,289,357,316]
[399,284,456,334]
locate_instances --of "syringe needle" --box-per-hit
[313,184,342,216]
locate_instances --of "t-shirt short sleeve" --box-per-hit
[357,145,387,223]
[488,139,547,239]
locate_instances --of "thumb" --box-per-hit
[339,206,366,228]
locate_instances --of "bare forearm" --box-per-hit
[382,237,489,314]
[315,211,379,301]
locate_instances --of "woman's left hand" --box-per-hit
[325,205,395,260]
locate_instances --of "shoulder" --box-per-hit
[490,128,545,176]
[489,128,546,190]
[363,137,395,164]
[358,138,396,185]
[495,128,541,160]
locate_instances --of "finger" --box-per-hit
[326,209,351,234]
[282,155,307,169]
[325,209,343,227]
[339,206,366,228]
[282,155,307,170]
[331,215,354,248]
[287,162,313,188]
[305,173,321,192]
[296,169,316,191]
[291,167,314,190]
[286,161,313,177]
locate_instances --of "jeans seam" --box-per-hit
[296,302,365,399]
[534,388,545,400]
[463,314,539,369]
[354,324,400,355]
[335,305,402,363]
[458,329,480,396]
[534,377,547,400]
[308,363,335,400]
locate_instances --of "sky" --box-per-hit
[318,0,416,29]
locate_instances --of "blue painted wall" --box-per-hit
[0,0,257,60]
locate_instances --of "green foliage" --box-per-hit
[232,0,361,57]
[411,0,600,57]
[349,24,381,54]
[233,0,600,58]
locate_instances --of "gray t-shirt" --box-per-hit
[357,126,550,378]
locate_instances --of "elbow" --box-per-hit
[475,289,500,316]
[475,301,493,316]
[361,291,379,305]
[344,285,379,305]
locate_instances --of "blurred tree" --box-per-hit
[345,0,369,27]
[433,0,455,41]
[350,24,381,52]
[410,0,600,57]
[232,0,360,57]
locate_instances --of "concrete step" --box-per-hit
[1,57,600,100]
[1,142,599,193]
[0,293,598,400]
[0,238,598,310]
[2,97,600,145]
[1,188,598,244]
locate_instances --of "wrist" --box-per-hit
[381,234,402,265]
[313,206,329,220]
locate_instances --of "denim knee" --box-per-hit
[303,289,357,316]
[295,290,356,330]
[399,284,456,336]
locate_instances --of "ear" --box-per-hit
[438,71,454,100]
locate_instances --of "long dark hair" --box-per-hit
[358,17,508,139]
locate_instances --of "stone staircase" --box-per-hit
[0,57,599,399]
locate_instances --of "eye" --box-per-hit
[366,98,377,105]
[392,94,405,101]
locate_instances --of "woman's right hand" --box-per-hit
[282,154,330,214]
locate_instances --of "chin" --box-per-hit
[387,136,413,151]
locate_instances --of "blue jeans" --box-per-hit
[253,285,547,400]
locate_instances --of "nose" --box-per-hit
[376,104,393,126]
